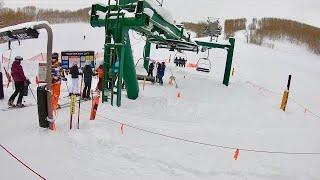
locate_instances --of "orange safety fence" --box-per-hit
[187,63,197,68]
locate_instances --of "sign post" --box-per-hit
[280,75,292,112]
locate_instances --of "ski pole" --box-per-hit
[28,86,37,102]
[70,94,76,130]
[77,73,84,129]
[7,49,12,71]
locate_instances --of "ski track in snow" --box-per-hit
[1,23,320,179]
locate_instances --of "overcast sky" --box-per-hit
[2,0,320,27]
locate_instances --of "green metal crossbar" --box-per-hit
[90,0,235,107]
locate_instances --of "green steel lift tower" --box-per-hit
[90,0,235,107]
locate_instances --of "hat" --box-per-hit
[52,52,59,59]
[15,56,23,61]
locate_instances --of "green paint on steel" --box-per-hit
[223,37,235,86]
[195,37,235,86]
[90,0,236,106]
[120,28,139,101]
[102,32,112,103]
[194,40,230,49]
[143,40,151,71]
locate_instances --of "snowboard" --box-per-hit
[90,92,101,120]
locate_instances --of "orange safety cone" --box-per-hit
[234,149,240,160]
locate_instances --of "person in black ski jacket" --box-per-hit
[159,62,166,85]
[69,63,81,95]
[82,63,95,99]
[148,62,155,77]
[156,62,161,83]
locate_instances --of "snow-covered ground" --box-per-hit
[1,22,320,180]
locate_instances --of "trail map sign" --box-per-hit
[61,51,95,69]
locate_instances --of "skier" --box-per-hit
[51,52,66,109]
[156,62,161,83]
[182,58,187,67]
[82,62,95,99]
[178,57,182,67]
[174,57,178,67]
[159,62,166,85]
[148,61,155,77]
[8,56,29,107]
[69,63,81,96]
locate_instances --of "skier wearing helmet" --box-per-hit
[8,56,29,107]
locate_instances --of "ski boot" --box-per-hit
[8,100,15,107]
[16,103,25,108]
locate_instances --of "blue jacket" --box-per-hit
[159,64,166,77]
[114,60,120,74]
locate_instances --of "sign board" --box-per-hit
[0,28,39,42]
[61,51,95,69]
[38,63,47,82]
[70,95,77,115]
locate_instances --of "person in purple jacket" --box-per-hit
[8,56,28,107]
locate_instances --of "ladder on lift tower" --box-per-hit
[102,0,124,106]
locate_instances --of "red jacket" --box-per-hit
[11,60,26,82]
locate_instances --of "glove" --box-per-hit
[25,79,31,85]
[24,81,30,86]
[62,77,68,81]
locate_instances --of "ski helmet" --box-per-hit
[15,56,23,61]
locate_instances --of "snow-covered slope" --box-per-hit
[1,23,320,180]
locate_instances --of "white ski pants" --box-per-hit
[71,78,79,94]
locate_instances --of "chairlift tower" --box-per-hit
[90,0,235,107]
[203,17,222,42]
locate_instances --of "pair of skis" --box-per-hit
[69,75,101,130]
[69,74,83,130]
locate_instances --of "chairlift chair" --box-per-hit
[196,57,211,73]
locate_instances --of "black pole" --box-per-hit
[77,73,84,129]
[28,86,37,102]
[0,72,4,99]
[287,75,292,91]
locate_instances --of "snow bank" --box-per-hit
[145,0,175,24]
[0,21,50,33]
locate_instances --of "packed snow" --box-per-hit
[0,22,320,180]
[1,0,320,179]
